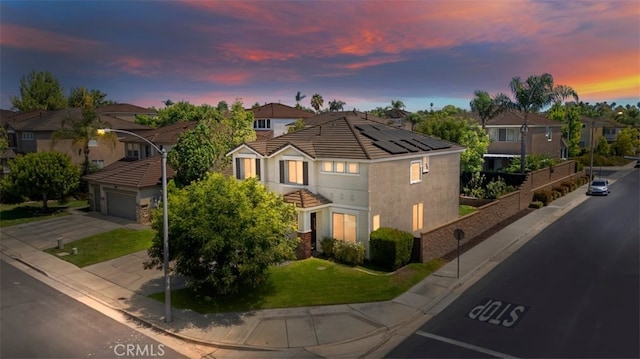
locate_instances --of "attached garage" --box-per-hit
[106,191,137,221]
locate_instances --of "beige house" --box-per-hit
[483,111,564,171]
[228,112,465,257]
[249,103,315,138]
[0,108,151,169]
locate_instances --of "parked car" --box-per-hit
[588,179,610,196]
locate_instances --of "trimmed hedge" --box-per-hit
[370,227,414,270]
[320,237,365,266]
[533,189,553,206]
[529,201,544,209]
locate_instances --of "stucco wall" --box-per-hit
[369,152,460,237]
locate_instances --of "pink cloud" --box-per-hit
[0,23,101,53]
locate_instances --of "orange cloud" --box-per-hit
[108,56,161,77]
[0,23,101,53]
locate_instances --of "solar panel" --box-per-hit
[407,139,432,151]
[373,140,409,154]
[393,139,420,152]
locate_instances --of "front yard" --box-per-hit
[0,200,88,228]
[149,257,445,313]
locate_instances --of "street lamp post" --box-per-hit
[98,128,172,323]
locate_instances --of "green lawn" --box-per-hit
[45,228,154,267]
[0,200,88,228]
[459,205,477,217]
[149,257,445,313]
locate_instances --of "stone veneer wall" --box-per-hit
[296,232,312,259]
[420,161,584,262]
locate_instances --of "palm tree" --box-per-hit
[507,73,578,173]
[328,99,346,112]
[391,100,405,110]
[310,94,324,113]
[52,92,115,178]
[470,90,511,129]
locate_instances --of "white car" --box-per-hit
[588,179,610,196]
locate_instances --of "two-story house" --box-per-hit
[83,121,196,223]
[249,103,315,139]
[228,112,465,257]
[0,108,151,170]
[96,103,158,123]
[482,111,564,172]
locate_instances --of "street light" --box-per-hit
[97,128,172,323]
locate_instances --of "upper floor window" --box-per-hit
[91,160,105,169]
[126,143,140,159]
[254,119,271,129]
[410,160,422,184]
[280,159,308,185]
[21,132,34,141]
[422,156,430,173]
[321,161,359,174]
[235,157,260,180]
[488,128,519,142]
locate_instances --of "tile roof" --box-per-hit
[83,155,175,188]
[302,111,393,128]
[581,116,625,128]
[283,189,332,208]
[97,103,157,115]
[241,112,463,160]
[117,121,198,145]
[485,111,562,127]
[0,108,152,132]
[250,103,314,119]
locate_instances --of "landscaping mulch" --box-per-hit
[441,208,535,261]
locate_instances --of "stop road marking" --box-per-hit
[467,298,529,328]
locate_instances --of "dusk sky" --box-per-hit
[1,0,639,112]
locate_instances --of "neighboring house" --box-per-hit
[299,110,392,129]
[116,121,197,160]
[83,156,175,223]
[97,103,157,123]
[579,116,625,149]
[249,103,314,138]
[228,112,465,258]
[482,111,564,171]
[84,121,196,223]
[0,108,151,169]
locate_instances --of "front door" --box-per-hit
[310,212,317,252]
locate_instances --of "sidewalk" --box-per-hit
[1,164,636,358]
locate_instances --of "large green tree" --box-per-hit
[415,107,489,173]
[167,100,255,185]
[145,174,298,295]
[612,127,640,156]
[8,151,80,210]
[507,73,578,172]
[68,87,113,108]
[328,99,346,111]
[140,101,219,127]
[548,103,582,157]
[11,70,67,111]
[469,90,510,129]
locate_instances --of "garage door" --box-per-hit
[106,192,137,221]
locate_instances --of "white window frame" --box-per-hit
[91,159,105,169]
[412,203,424,231]
[422,156,430,173]
[320,161,359,175]
[126,143,140,159]
[237,156,257,179]
[332,211,357,243]
[21,132,34,141]
[254,119,271,129]
[410,160,422,184]
[282,156,305,185]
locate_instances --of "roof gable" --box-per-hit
[250,103,314,119]
[83,155,175,188]
[485,111,561,127]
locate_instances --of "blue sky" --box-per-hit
[1,0,638,112]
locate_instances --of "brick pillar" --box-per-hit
[296,232,312,259]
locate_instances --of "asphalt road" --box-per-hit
[387,170,639,358]
[0,258,187,359]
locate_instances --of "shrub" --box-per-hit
[485,177,516,199]
[461,172,486,198]
[0,177,24,204]
[320,237,336,257]
[370,227,414,270]
[529,201,544,209]
[332,240,365,266]
[532,189,553,205]
[553,186,568,196]
[561,181,577,192]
